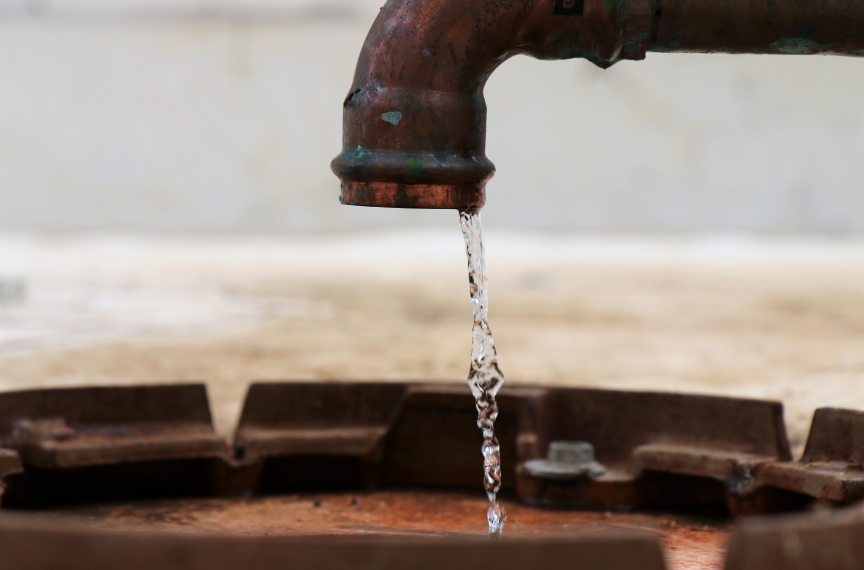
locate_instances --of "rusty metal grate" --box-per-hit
[0,382,861,569]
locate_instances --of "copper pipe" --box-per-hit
[651,0,864,55]
[331,0,863,209]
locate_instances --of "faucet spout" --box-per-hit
[331,0,863,209]
[332,0,652,209]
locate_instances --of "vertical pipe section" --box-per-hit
[650,0,864,55]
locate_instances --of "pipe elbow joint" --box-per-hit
[331,0,864,209]
[332,0,655,209]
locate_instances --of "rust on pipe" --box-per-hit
[331,0,864,209]
[651,0,864,55]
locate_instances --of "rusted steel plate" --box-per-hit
[0,449,22,477]
[2,381,859,516]
[802,408,864,465]
[0,385,229,469]
[53,490,729,569]
[0,448,23,506]
[234,383,409,461]
[231,383,808,514]
[515,389,791,513]
[537,390,791,468]
[0,381,860,569]
[0,508,667,570]
[238,383,525,492]
[234,382,821,515]
[724,505,864,570]
[757,408,864,504]
[631,445,765,488]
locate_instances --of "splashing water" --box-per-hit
[459,209,507,538]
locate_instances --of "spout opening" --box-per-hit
[340,181,485,209]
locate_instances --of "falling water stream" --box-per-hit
[459,209,507,538]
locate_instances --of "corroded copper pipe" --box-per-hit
[332,0,864,209]
[652,0,864,55]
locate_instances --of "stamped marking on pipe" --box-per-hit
[381,111,402,126]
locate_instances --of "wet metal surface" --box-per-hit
[0,511,666,570]
[53,491,729,570]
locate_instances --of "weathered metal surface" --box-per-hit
[757,408,864,504]
[332,0,864,209]
[0,385,230,507]
[239,383,520,492]
[724,505,864,570]
[523,441,607,479]
[13,490,728,570]
[339,182,488,211]
[0,508,668,570]
[0,385,229,469]
[231,382,806,515]
[0,381,861,568]
[801,408,864,465]
[1,381,859,517]
[331,0,662,210]
[653,0,864,56]
[0,448,23,506]
[0,448,22,477]
[515,389,791,514]
[234,383,409,462]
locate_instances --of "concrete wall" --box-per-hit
[2,0,863,233]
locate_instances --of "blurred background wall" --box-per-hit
[1,0,862,448]
[1,0,862,234]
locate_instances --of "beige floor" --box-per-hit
[1,232,862,455]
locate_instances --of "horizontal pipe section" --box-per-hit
[650,0,864,55]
